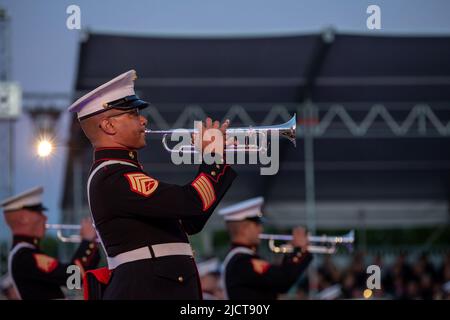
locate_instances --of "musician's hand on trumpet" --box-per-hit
[80,217,96,241]
[192,117,232,159]
[291,227,309,253]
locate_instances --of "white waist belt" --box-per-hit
[107,243,193,270]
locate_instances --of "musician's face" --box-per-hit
[108,108,148,149]
[247,221,263,246]
[27,210,47,239]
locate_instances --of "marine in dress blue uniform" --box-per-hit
[2,187,100,300]
[220,197,313,300]
[69,70,236,299]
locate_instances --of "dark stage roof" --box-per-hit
[62,32,450,227]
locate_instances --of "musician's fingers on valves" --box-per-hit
[80,217,97,241]
[191,117,231,150]
[291,226,310,251]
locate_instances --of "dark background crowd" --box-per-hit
[292,251,450,300]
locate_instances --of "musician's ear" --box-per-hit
[99,118,116,135]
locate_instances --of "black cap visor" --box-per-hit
[78,95,149,121]
[245,216,266,224]
[105,95,149,110]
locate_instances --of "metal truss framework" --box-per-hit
[143,103,450,138]
[19,92,450,139]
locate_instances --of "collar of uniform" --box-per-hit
[12,235,40,248]
[94,147,140,165]
[231,242,257,252]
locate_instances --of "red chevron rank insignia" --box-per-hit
[124,172,159,197]
[251,259,270,275]
[33,254,58,273]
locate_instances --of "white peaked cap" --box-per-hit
[68,70,148,120]
[218,197,264,222]
[1,186,46,212]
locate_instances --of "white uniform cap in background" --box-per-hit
[218,197,264,222]
[1,186,47,213]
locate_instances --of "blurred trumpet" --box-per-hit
[145,114,297,154]
[259,230,355,254]
[45,224,84,243]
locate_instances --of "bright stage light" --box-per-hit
[37,139,53,157]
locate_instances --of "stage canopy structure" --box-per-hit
[62,31,450,233]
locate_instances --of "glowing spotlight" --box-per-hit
[363,289,373,299]
[37,139,53,157]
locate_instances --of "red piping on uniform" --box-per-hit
[95,147,135,152]
[204,164,230,183]
[94,158,140,166]
[83,267,112,300]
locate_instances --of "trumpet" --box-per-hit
[144,114,297,154]
[45,224,84,243]
[259,230,355,254]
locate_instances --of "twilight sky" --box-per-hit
[1,0,450,240]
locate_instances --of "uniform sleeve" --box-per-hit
[70,240,101,274]
[104,162,236,223]
[226,251,313,294]
[180,163,237,235]
[12,243,100,287]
